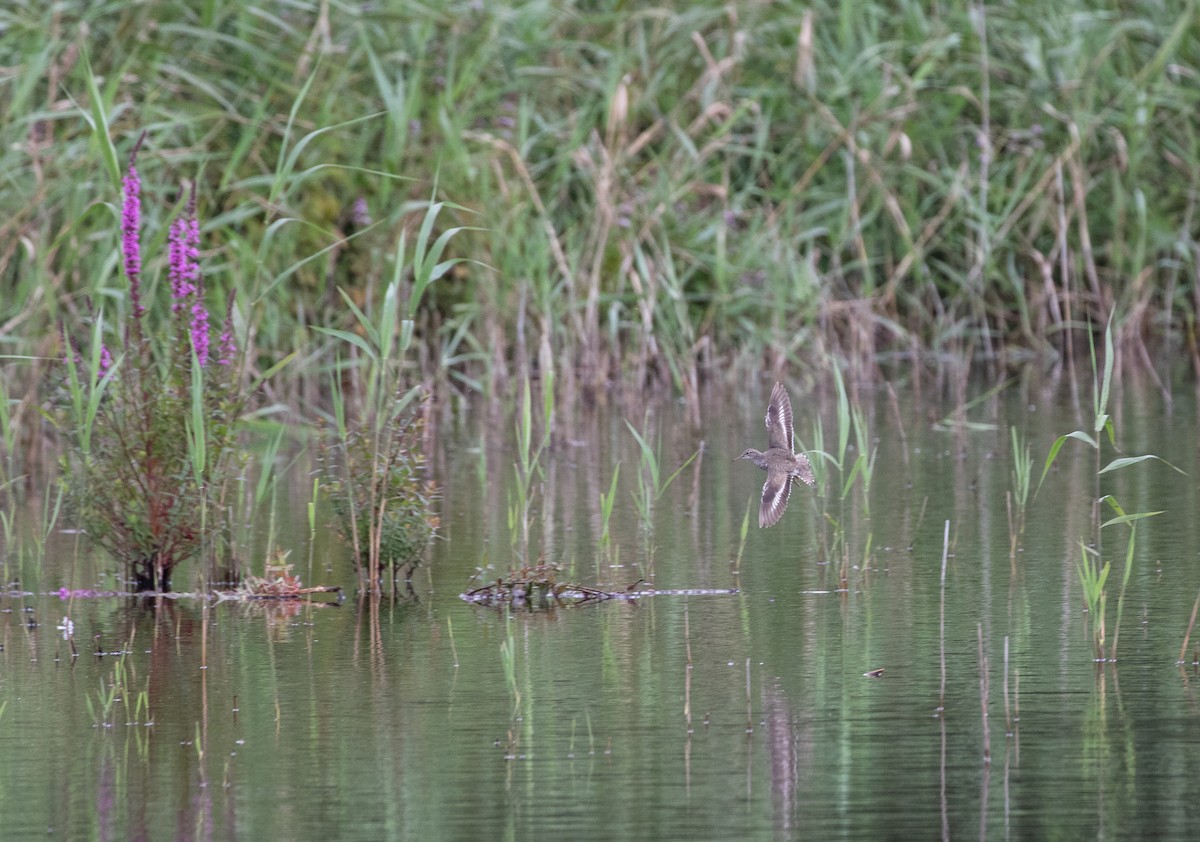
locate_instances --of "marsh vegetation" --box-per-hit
[1,1,1199,838]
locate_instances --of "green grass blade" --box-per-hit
[1100,454,1186,476]
[1037,430,1098,491]
[81,51,121,190]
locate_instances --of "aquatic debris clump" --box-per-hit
[461,563,637,608]
[56,588,125,599]
[460,563,737,608]
[224,551,342,601]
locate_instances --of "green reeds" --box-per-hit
[1007,427,1033,553]
[1076,542,1110,659]
[625,418,699,543]
[599,463,620,547]
[85,635,152,729]
[808,364,874,581]
[508,376,550,562]
[0,375,15,492]
[1075,514,1148,662]
[1040,314,1175,660]
[733,495,753,574]
[316,199,460,592]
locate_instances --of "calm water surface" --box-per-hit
[4,374,1200,839]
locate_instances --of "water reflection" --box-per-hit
[2,376,1200,838]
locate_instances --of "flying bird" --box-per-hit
[733,381,815,527]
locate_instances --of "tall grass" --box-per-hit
[315,200,456,592]
[808,364,875,581]
[1,0,1195,432]
[626,420,699,526]
[1007,427,1033,555]
[1039,315,1177,659]
[508,376,550,563]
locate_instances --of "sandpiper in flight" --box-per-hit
[733,381,815,528]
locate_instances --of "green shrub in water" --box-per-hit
[62,137,244,592]
[320,410,438,593]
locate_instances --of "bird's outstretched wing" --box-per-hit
[759,471,792,528]
[765,381,794,453]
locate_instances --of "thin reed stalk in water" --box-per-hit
[939,519,949,712]
[1109,520,1138,662]
[599,463,620,546]
[684,601,693,733]
[733,496,752,574]
[307,477,319,584]
[1003,636,1011,734]
[447,616,459,669]
[978,623,991,765]
[744,658,753,734]
[1077,542,1110,659]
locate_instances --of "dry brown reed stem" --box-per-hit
[1053,160,1075,370]
[978,623,991,765]
[881,161,968,304]
[293,0,331,81]
[968,35,995,358]
[462,130,577,333]
[684,602,693,732]
[994,113,1083,246]
[687,442,704,515]
[794,10,815,93]
[1179,586,1200,663]
[1066,122,1103,309]
[818,98,914,247]
[884,382,908,464]
[1003,635,1011,733]
[581,130,615,377]
[1014,669,1020,729]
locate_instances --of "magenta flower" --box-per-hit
[351,196,372,227]
[122,156,144,320]
[191,298,210,366]
[168,216,200,310]
[217,298,237,366]
[168,188,211,365]
[62,327,113,383]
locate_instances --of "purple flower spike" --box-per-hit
[168,217,199,310]
[168,184,210,364]
[191,299,210,366]
[122,156,144,319]
[217,298,237,366]
[99,344,113,378]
